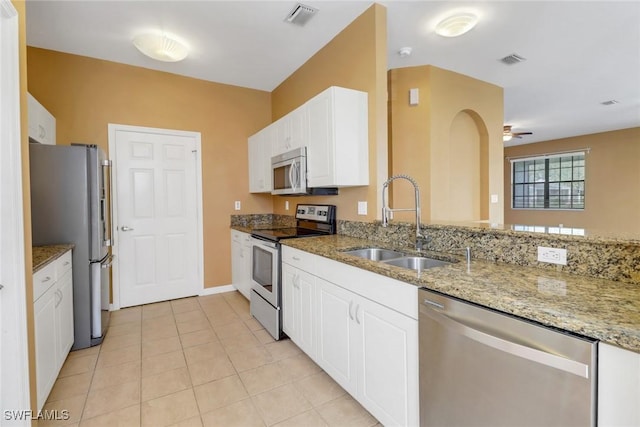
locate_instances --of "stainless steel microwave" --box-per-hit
[271,147,307,195]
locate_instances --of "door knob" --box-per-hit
[121,226,134,231]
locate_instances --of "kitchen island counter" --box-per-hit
[282,234,640,353]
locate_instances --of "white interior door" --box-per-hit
[111,125,203,308]
[0,0,31,422]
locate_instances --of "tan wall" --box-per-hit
[12,0,38,416]
[270,4,388,221]
[504,127,640,234]
[26,47,273,288]
[388,65,504,224]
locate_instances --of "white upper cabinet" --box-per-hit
[27,93,56,145]
[306,86,368,188]
[247,86,369,193]
[273,105,307,156]
[248,125,273,193]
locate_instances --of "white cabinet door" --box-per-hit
[231,231,251,300]
[306,86,368,188]
[316,277,358,396]
[274,105,307,156]
[296,269,316,358]
[356,295,419,427]
[27,93,56,145]
[56,270,75,363]
[599,342,640,426]
[281,263,297,338]
[282,262,317,358]
[34,287,57,410]
[248,127,273,193]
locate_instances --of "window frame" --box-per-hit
[508,151,587,212]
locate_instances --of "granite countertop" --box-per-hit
[281,234,640,353]
[33,244,74,272]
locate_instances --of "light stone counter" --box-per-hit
[281,234,640,353]
[33,244,74,273]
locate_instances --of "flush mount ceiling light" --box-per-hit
[133,33,189,62]
[435,13,478,37]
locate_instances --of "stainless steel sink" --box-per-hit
[344,248,406,261]
[383,256,452,271]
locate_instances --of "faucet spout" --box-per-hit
[380,174,427,251]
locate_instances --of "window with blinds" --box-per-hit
[511,152,585,209]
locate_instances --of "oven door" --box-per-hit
[251,237,279,307]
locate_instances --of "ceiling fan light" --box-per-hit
[133,33,189,62]
[503,134,513,142]
[435,13,478,37]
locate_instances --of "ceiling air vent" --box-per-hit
[284,3,318,26]
[499,53,527,65]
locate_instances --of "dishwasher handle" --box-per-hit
[422,299,591,379]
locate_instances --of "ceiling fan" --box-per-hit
[503,125,533,142]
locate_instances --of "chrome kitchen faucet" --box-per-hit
[381,174,429,251]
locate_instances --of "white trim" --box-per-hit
[107,124,204,310]
[200,285,237,296]
[0,0,32,422]
[507,149,588,163]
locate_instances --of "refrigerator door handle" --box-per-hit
[101,254,114,268]
[102,159,114,247]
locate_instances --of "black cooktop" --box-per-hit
[251,227,329,241]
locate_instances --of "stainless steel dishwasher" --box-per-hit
[418,288,597,427]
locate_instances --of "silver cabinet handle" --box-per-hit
[0,284,4,290]
[355,304,361,324]
[348,301,354,321]
[292,256,301,261]
[422,304,590,378]
[121,226,134,231]
[42,276,52,283]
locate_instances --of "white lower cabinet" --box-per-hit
[231,230,252,299]
[281,246,419,427]
[281,263,316,358]
[316,277,418,427]
[33,250,74,410]
[598,342,640,426]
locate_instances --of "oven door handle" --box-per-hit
[251,237,279,250]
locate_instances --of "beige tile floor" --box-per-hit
[41,291,381,427]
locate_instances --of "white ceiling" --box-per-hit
[26,1,640,146]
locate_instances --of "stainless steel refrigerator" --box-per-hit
[30,143,113,349]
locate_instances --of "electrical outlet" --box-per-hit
[491,194,499,204]
[285,201,289,211]
[234,201,241,211]
[357,201,367,215]
[537,246,567,265]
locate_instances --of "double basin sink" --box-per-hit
[343,247,454,272]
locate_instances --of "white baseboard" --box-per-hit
[200,284,237,296]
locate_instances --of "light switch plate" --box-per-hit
[234,201,241,211]
[491,194,499,204]
[357,201,367,215]
[409,88,419,105]
[285,201,289,210]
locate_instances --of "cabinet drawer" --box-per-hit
[56,251,72,277]
[282,246,315,273]
[33,262,56,302]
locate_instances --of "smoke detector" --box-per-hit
[398,47,413,57]
[284,3,318,26]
